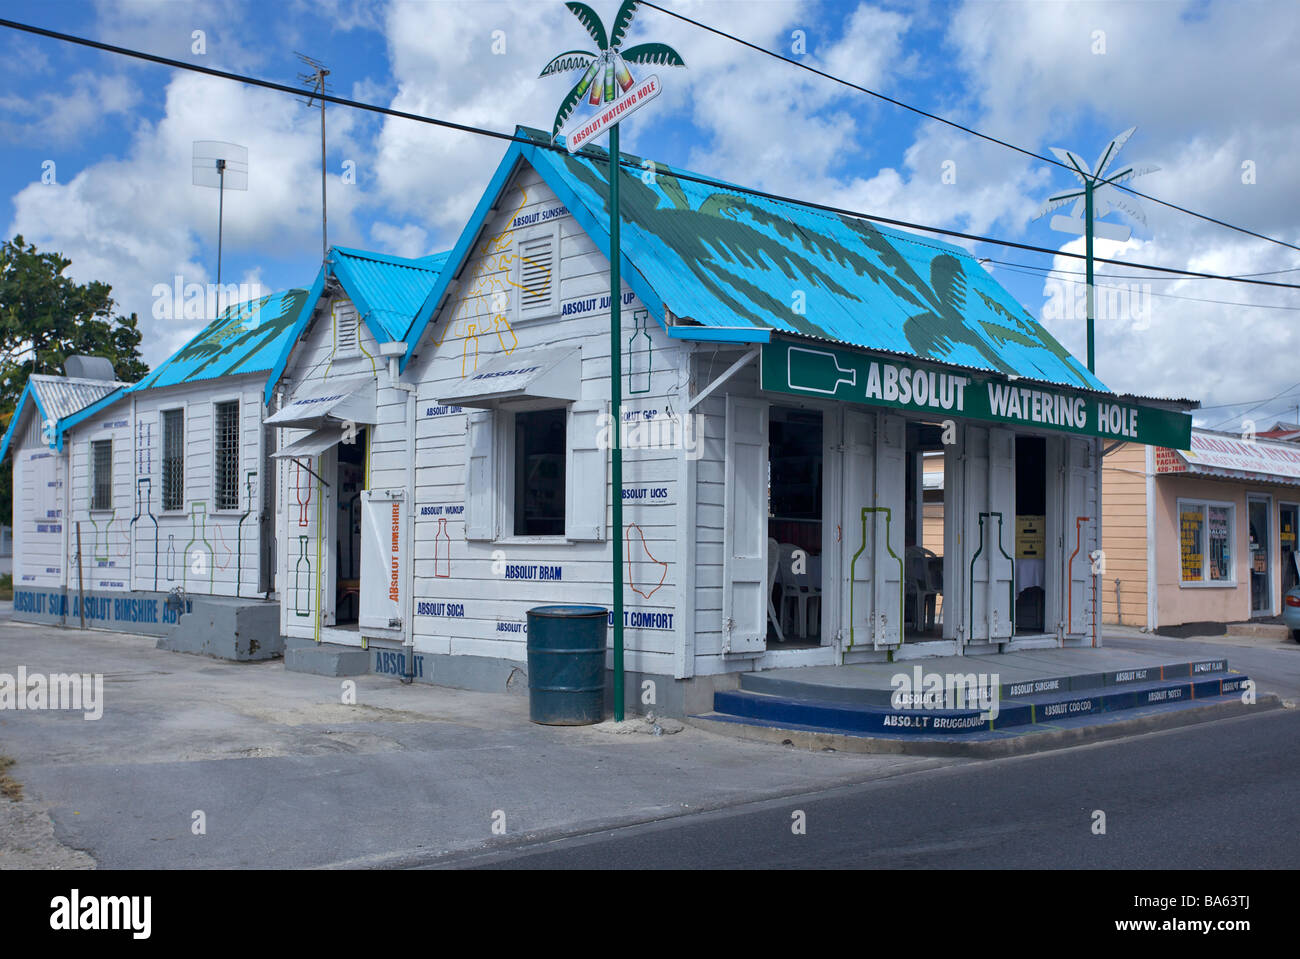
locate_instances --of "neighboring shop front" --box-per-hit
[1101,431,1300,631]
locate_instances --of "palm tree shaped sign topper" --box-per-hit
[540,0,685,151]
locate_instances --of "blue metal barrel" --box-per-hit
[526,605,607,725]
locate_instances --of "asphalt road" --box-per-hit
[457,707,1300,869]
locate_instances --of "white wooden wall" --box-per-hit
[11,409,67,590]
[399,162,684,676]
[61,376,269,597]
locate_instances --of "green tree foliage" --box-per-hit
[0,234,150,518]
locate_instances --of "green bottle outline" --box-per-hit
[967,511,1015,642]
[627,308,652,394]
[847,506,903,652]
[183,500,213,591]
[294,535,313,617]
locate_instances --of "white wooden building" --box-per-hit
[7,292,306,636]
[270,128,1195,715]
[3,362,124,621]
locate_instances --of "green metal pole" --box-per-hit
[1084,179,1095,373]
[610,123,625,722]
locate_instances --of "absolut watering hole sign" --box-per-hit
[760,339,1192,449]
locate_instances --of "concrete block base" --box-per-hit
[156,597,281,661]
[284,637,371,676]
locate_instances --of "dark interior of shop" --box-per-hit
[767,406,824,647]
[335,430,365,626]
[1015,435,1047,634]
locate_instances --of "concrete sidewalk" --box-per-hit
[0,612,954,869]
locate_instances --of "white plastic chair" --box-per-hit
[778,542,822,641]
[766,537,784,642]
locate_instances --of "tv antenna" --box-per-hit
[192,140,248,317]
[296,52,331,261]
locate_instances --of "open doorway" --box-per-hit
[767,406,824,647]
[904,421,947,640]
[334,428,366,626]
[1014,435,1047,634]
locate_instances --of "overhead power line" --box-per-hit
[985,259,1300,312]
[638,0,1300,257]
[3,17,1300,292]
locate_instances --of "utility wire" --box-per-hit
[987,260,1300,312]
[1208,379,1300,430]
[3,16,1300,292]
[985,257,1300,283]
[638,0,1300,256]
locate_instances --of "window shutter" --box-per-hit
[517,232,557,317]
[565,400,607,541]
[464,410,495,540]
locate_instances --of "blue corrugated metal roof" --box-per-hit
[331,246,447,342]
[408,127,1106,392]
[264,246,450,405]
[132,288,309,390]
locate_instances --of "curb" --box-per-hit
[685,694,1284,758]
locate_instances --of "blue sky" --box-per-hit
[1,0,1298,428]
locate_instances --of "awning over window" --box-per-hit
[272,426,347,460]
[435,347,581,409]
[266,376,377,429]
[1155,431,1300,486]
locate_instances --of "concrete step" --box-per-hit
[284,640,370,677]
[740,657,1234,709]
[1226,622,1292,640]
[708,669,1253,739]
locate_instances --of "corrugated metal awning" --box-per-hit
[436,347,582,409]
[267,376,377,428]
[272,427,346,460]
[1155,432,1300,486]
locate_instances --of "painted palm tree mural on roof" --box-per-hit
[147,289,308,385]
[525,130,1095,388]
[539,0,686,143]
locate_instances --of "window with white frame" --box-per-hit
[464,402,606,542]
[162,408,184,510]
[90,439,112,511]
[513,408,566,536]
[1179,498,1235,585]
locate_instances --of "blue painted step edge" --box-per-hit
[712,674,1252,737]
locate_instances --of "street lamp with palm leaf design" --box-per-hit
[540,1,685,722]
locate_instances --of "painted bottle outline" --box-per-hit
[294,535,313,617]
[787,346,857,396]
[131,478,160,591]
[627,309,653,394]
[166,534,177,582]
[183,501,213,591]
[434,517,451,578]
[214,525,232,570]
[295,461,312,527]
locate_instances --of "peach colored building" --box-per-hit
[1101,430,1300,632]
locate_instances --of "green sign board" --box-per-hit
[760,338,1192,450]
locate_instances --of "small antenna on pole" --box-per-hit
[193,140,249,318]
[296,52,331,262]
